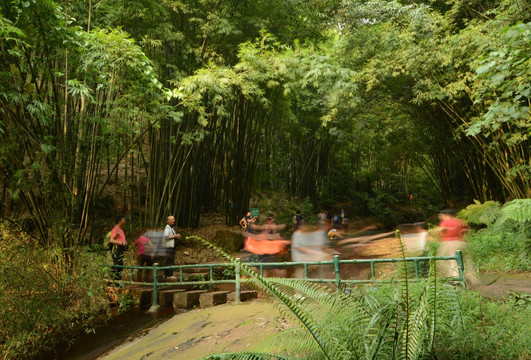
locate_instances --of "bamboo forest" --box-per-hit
[0,0,530,359]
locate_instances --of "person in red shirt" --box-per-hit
[110,215,127,281]
[437,209,468,279]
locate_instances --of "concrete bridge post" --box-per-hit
[147,263,161,313]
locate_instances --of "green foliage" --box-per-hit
[460,200,531,272]
[193,234,461,360]
[447,289,531,360]
[2,1,530,357]
[505,292,531,308]
[468,23,531,147]
[192,233,531,360]
[0,223,111,359]
[255,191,315,232]
[221,265,235,280]
[117,292,134,315]
[202,353,291,360]
[5,0,528,246]
[458,200,502,226]
[336,0,530,202]
[212,230,244,253]
[0,1,166,246]
[499,198,531,223]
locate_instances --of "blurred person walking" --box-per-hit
[134,230,153,282]
[292,226,336,278]
[437,209,471,281]
[293,210,303,231]
[317,209,327,229]
[144,228,166,281]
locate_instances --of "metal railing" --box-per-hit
[107,251,464,312]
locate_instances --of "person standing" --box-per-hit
[239,210,256,233]
[163,215,181,279]
[437,209,468,279]
[110,215,127,281]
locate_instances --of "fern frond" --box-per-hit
[402,292,429,360]
[267,278,370,322]
[458,200,501,226]
[255,328,321,359]
[396,230,411,360]
[426,257,437,354]
[200,351,295,360]
[188,236,333,360]
[366,301,399,360]
[499,199,531,223]
[267,278,377,358]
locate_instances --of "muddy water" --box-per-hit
[37,307,176,360]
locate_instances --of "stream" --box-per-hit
[36,307,176,360]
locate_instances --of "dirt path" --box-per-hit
[99,300,292,360]
[471,273,531,298]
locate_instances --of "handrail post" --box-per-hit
[235,259,241,305]
[333,255,341,288]
[147,263,160,313]
[455,250,465,286]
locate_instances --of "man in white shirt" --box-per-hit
[163,215,181,278]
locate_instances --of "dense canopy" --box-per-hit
[0,0,529,245]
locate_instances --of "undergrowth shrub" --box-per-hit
[459,199,531,272]
[435,290,531,359]
[0,222,111,359]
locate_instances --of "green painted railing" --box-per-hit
[108,251,465,312]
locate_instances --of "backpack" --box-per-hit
[103,231,112,251]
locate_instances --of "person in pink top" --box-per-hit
[110,215,127,281]
[437,209,468,279]
[135,231,153,281]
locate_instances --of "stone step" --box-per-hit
[199,291,230,307]
[173,290,207,310]
[131,288,153,307]
[159,289,185,308]
[227,290,258,303]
